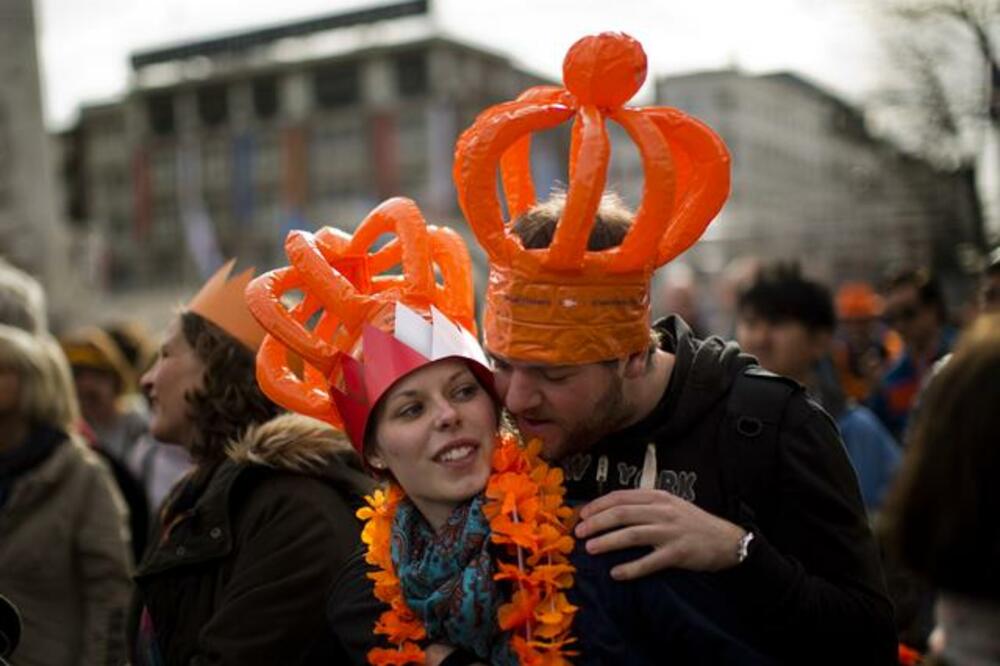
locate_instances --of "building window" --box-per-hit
[314,62,359,108]
[147,93,174,136]
[396,51,427,98]
[311,116,367,197]
[396,111,426,168]
[197,84,229,127]
[203,139,228,188]
[254,134,279,183]
[252,76,280,120]
[151,149,176,192]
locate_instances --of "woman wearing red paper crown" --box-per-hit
[246,197,579,666]
[128,261,379,665]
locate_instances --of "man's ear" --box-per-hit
[622,350,648,379]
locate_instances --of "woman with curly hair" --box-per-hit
[129,263,379,665]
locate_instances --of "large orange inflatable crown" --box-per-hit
[454,32,731,363]
[244,197,478,434]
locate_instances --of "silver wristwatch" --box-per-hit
[736,530,755,565]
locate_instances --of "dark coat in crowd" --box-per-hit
[129,414,381,665]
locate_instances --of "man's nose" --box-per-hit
[501,369,542,414]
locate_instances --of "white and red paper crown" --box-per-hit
[332,301,492,449]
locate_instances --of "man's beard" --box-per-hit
[508,370,629,462]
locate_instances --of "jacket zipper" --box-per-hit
[596,455,609,495]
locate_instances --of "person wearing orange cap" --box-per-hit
[454,32,895,664]
[832,282,903,404]
[128,261,378,665]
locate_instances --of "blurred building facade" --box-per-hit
[61,0,562,302]
[60,9,984,330]
[638,70,983,291]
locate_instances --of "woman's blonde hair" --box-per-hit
[0,324,80,431]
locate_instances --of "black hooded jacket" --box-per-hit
[562,316,896,664]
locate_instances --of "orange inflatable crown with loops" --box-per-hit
[244,197,477,433]
[454,32,731,364]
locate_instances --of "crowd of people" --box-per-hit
[1,31,998,666]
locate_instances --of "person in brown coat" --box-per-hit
[0,324,132,666]
[129,262,379,665]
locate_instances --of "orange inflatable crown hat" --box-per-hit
[188,260,266,351]
[453,32,731,364]
[244,197,490,451]
[836,282,884,320]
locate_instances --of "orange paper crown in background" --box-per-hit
[244,197,478,433]
[188,259,266,351]
[453,32,731,364]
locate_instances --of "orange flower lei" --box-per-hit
[357,432,578,666]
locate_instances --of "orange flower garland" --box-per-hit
[357,432,578,665]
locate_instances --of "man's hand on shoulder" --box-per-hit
[576,489,747,580]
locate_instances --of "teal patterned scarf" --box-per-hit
[391,495,516,665]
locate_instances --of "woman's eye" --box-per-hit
[453,383,479,401]
[396,403,423,419]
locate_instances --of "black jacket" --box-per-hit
[130,414,381,665]
[563,316,896,665]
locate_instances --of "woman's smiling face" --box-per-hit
[368,358,498,531]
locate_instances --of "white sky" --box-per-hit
[36,0,890,131]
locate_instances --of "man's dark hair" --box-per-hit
[881,314,1000,599]
[180,311,280,463]
[736,262,836,333]
[884,267,946,321]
